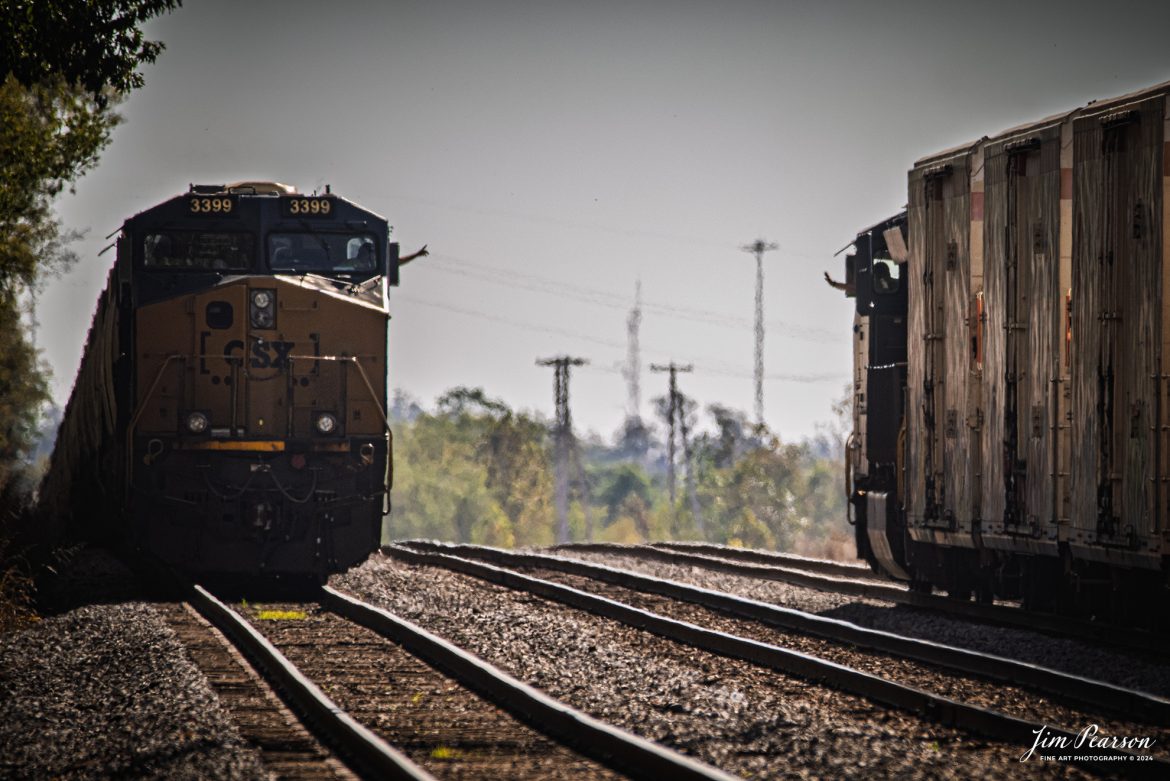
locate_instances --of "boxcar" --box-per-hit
[841,81,1170,623]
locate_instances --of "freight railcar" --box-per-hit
[841,80,1170,625]
[41,182,403,580]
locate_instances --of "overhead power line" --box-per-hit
[394,293,847,384]
[423,253,842,343]
[372,190,831,260]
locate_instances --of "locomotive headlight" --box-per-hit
[314,412,338,435]
[250,288,275,329]
[185,411,210,434]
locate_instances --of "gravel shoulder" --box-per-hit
[552,550,1170,698]
[0,601,269,781]
[336,553,1099,780]
[520,566,1170,758]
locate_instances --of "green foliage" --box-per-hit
[385,388,855,560]
[0,74,103,288]
[385,388,550,547]
[1,1,181,101]
[591,462,653,525]
[0,294,48,489]
[0,0,179,499]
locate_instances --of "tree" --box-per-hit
[0,292,47,490]
[384,389,554,547]
[385,412,514,546]
[2,1,180,100]
[591,462,653,524]
[0,1,180,493]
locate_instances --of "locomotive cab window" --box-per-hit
[268,232,380,275]
[872,258,900,294]
[143,231,253,270]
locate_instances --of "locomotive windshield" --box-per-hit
[268,232,379,274]
[144,231,253,270]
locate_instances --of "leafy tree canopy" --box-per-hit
[1,1,180,103]
[385,387,853,559]
[0,0,180,493]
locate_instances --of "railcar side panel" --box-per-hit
[907,150,976,547]
[1070,95,1164,567]
[38,271,125,537]
[981,122,1063,552]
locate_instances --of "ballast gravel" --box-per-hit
[336,552,1099,780]
[557,549,1170,698]
[0,602,268,781]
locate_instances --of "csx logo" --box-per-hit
[224,339,295,369]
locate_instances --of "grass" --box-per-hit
[255,609,307,620]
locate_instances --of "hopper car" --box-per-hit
[40,182,404,580]
[841,80,1170,625]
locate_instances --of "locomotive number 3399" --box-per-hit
[188,196,234,214]
[286,197,332,216]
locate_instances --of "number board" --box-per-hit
[281,196,334,217]
[187,195,238,215]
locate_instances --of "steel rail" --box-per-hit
[405,541,1170,724]
[648,541,884,580]
[386,543,1169,779]
[321,586,739,781]
[553,542,1168,656]
[186,584,434,781]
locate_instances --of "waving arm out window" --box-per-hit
[268,232,379,274]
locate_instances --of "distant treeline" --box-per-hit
[384,386,855,559]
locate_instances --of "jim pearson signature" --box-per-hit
[1021,724,1157,763]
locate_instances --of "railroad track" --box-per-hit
[393,541,1169,778]
[178,579,733,781]
[650,541,886,581]
[554,542,1168,656]
[157,602,358,781]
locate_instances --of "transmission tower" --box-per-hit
[651,362,704,536]
[537,355,588,543]
[623,280,643,421]
[741,238,778,428]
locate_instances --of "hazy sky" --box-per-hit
[42,0,1170,441]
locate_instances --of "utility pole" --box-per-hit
[537,355,588,543]
[651,362,704,536]
[741,238,778,429]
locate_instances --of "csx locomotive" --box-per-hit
[842,80,1170,625]
[41,182,404,579]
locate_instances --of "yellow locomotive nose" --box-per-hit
[41,181,404,581]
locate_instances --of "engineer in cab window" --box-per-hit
[874,260,898,293]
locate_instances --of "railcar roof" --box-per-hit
[912,77,1170,168]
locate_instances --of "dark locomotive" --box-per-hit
[842,80,1170,626]
[41,182,402,579]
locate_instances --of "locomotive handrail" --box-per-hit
[844,431,856,526]
[125,354,183,494]
[126,350,395,502]
[128,352,392,438]
[285,353,393,436]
